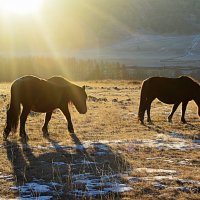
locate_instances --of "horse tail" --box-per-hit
[138,79,148,122]
[6,84,21,133]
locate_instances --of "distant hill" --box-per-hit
[43,0,200,47]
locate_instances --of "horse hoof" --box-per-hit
[20,133,29,143]
[140,121,145,125]
[68,128,74,133]
[42,128,49,137]
[20,137,28,143]
[3,128,10,141]
[3,133,8,141]
[43,132,49,138]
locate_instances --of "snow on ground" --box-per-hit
[4,130,200,199]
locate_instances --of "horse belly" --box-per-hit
[31,100,57,113]
[157,95,180,104]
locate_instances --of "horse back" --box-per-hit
[47,76,71,87]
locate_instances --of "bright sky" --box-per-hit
[0,0,44,15]
[0,0,100,52]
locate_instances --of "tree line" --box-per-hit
[0,57,128,82]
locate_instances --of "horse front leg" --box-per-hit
[42,111,53,137]
[138,100,148,125]
[168,102,180,122]
[20,107,30,142]
[146,99,154,124]
[146,104,152,124]
[181,101,188,123]
[60,106,74,133]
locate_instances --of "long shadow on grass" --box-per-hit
[4,133,131,199]
[146,122,200,141]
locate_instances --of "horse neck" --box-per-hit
[65,84,80,103]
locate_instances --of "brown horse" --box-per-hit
[3,75,87,141]
[138,76,200,124]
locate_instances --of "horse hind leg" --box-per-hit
[3,121,11,141]
[42,111,52,137]
[181,101,188,123]
[19,107,30,142]
[138,99,148,125]
[3,110,11,140]
[168,103,180,122]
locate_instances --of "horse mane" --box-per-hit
[47,76,79,87]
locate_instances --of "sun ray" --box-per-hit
[0,0,44,15]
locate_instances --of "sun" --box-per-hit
[0,0,44,15]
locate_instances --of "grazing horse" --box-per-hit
[3,75,87,141]
[138,76,200,124]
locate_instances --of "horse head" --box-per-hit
[71,85,87,114]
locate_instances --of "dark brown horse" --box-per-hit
[3,75,87,141]
[138,76,200,124]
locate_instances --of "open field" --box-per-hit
[0,80,200,199]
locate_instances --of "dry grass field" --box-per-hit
[0,80,200,200]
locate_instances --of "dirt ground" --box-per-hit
[0,80,200,200]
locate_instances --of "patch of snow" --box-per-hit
[0,174,14,181]
[94,151,109,155]
[52,162,66,166]
[129,175,176,182]
[16,196,53,200]
[72,189,106,197]
[178,160,192,165]
[10,181,62,199]
[177,179,200,185]
[22,133,200,153]
[146,157,162,160]
[104,184,133,193]
[70,173,132,197]
[18,182,51,193]
[80,160,96,165]
[153,182,167,189]
[194,139,200,144]
[49,182,62,187]
[134,168,176,174]
[152,175,177,181]
[163,159,174,163]
[93,143,110,151]
[172,186,190,193]
[169,132,185,139]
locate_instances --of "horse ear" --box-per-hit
[82,85,86,90]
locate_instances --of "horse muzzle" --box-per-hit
[79,108,87,114]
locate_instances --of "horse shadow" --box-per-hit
[145,122,200,141]
[4,132,131,199]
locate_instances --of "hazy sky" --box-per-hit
[0,0,199,54]
[0,0,102,53]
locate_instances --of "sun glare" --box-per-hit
[0,0,44,15]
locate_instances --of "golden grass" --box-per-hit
[0,80,199,199]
